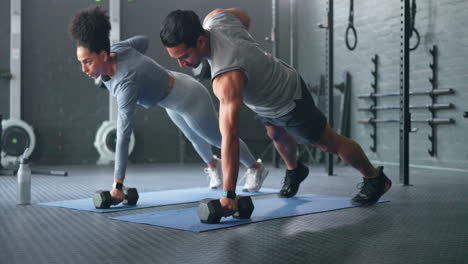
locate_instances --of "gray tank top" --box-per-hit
[203,12,302,118]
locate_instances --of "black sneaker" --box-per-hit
[278,162,309,198]
[351,166,392,206]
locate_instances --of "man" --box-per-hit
[160,8,391,215]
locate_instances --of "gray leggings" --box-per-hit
[158,71,256,168]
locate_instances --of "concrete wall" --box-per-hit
[0,0,11,116]
[3,0,466,172]
[296,0,468,172]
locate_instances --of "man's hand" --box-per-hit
[110,188,124,205]
[220,196,238,217]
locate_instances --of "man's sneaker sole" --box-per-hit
[277,174,308,198]
[351,178,392,206]
[278,166,309,198]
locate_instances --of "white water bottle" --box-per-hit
[17,156,31,205]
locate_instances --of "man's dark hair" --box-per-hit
[69,6,111,54]
[160,10,205,48]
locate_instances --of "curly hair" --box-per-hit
[160,10,205,47]
[69,6,111,54]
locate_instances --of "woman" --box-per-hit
[69,7,268,204]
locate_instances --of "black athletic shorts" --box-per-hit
[255,78,327,144]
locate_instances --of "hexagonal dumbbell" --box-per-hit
[93,187,139,209]
[197,195,254,224]
[233,195,255,219]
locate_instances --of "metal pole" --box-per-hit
[290,0,295,68]
[0,112,3,168]
[400,0,411,185]
[109,0,120,122]
[10,0,21,119]
[271,0,278,58]
[271,0,280,168]
[357,88,454,98]
[327,0,334,176]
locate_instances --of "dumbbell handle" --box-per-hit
[198,196,254,224]
[93,187,139,209]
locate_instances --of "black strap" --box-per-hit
[345,0,357,50]
[113,182,123,190]
[222,191,237,199]
[409,0,420,51]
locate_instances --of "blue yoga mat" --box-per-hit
[111,194,389,232]
[36,187,279,213]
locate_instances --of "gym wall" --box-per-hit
[4,0,465,171]
[0,0,278,165]
[296,0,468,171]
[0,0,10,115]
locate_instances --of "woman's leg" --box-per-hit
[165,108,214,165]
[168,72,257,168]
[165,108,222,188]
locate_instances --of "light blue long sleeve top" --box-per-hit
[102,36,170,180]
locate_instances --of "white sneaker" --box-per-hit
[205,155,222,189]
[241,159,269,192]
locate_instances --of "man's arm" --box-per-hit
[204,8,251,30]
[212,70,245,200]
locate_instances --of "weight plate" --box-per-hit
[105,129,117,152]
[2,125,30,156]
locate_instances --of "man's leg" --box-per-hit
[265,125,298,170]
[261,75,391,202]
[265,125,310,198]
[264,122,375,176]
[316,123,392,205]
[316,123,377,178]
